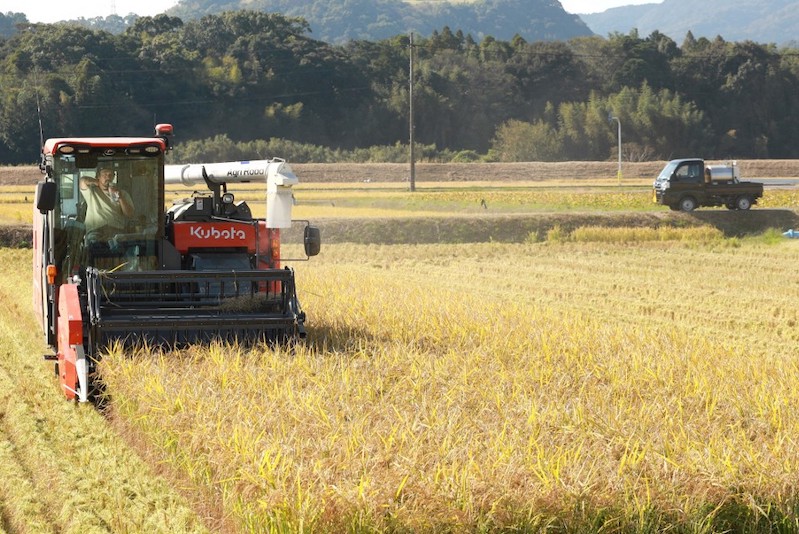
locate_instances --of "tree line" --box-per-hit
[1,11,798,164]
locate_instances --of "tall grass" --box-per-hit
[102,239,799,531]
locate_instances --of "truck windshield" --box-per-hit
[656,161,679,182]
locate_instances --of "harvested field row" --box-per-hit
[0,249,210,533]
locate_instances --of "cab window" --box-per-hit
[674,162,703,183]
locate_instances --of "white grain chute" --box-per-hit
[164,159,299,228]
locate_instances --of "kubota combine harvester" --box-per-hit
[33,124,321,402]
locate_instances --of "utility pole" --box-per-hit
[408,32,416,192]
[609,113,622,185]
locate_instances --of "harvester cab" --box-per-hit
[33,124,321,402]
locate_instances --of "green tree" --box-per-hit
[490,86,712,162]
[177,11,366,146]
[609,30,677,91]
[344,36,410,147]
[506,40,587,120]
[412,48,518,151]
[673,38,798,157]
[492,119,563,161]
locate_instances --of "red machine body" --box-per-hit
[33,125,320,402]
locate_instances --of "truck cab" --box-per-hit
[653,158,763,212]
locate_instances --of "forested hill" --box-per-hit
[164,0,593,43]
[582,0,799,45]
[2,10,799,165]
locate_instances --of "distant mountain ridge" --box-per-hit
[165,0,593,43]
[5,0,793,46]
[581,0,799,45]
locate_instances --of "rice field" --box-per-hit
[169,181,661,220]
[128,179,799,223]
[99,230,799,532]
[5,180,799,226]
[0,249,209,533]
[3,174,799,531]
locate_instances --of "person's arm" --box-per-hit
[79,175,98,190]
[115,189,135,217]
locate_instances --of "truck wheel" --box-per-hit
[736,196,752,210]
[679,197,697,212]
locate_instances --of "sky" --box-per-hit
[1,0,660,23]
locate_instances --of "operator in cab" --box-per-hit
[79,163,135,241]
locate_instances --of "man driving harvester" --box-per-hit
[80,163,134,241]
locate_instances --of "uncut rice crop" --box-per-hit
[761,189,799,209]
[567,225,724,243]
[102,238,799,531]
[292,188,655,214]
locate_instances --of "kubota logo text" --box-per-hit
[189,225,247,240]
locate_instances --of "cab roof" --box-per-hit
[668,158,703,164]
[42,136,168,156]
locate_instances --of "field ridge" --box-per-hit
[3,160,799,185]
[5,209,799,249]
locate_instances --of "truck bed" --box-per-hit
[654,180,763,211]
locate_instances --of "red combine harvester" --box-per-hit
[33,124,321,402]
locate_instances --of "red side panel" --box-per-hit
[256,222,280,270]
[256,223,281,293]
[57,284,83,400]
[171,222,256,254]
[271,228,281,270]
